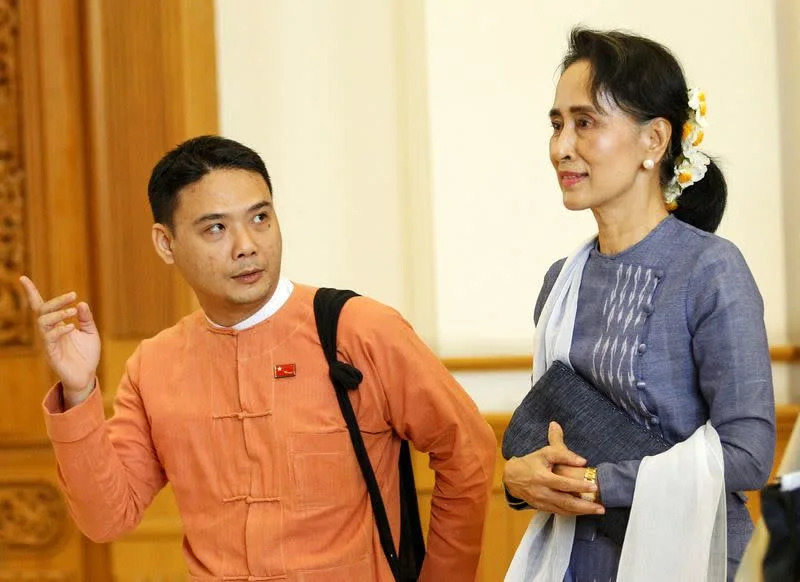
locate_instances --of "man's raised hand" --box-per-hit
[20,276,100,404]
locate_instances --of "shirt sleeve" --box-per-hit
[42,346,167,542]
[597,241,776,508]
[341,299,497,582]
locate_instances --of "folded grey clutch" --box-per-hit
[502,360,672,546]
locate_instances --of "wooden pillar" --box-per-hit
[85,0,217,345]
[0,0,218,579]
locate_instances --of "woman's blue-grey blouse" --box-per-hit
[534,215,776,563]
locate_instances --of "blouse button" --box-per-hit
[635,380,647,389]
[642,303,654,315]
[654,269,665,279]
[638,343,647,354]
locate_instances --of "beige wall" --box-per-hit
[215,1,795,406]
[778,0,800,401]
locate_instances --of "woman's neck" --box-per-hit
[593,193,669,255]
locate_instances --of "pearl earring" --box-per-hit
[643,159,655,170]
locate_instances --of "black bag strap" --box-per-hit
[397,440,425,580]
[313,287,401,580]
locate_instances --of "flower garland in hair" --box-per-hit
[664,88,711,210]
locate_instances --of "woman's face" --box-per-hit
[549,60,651,213]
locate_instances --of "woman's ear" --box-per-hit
[152,223,175,265]
[644,117,673,164]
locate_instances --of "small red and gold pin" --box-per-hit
[274,363,296,378]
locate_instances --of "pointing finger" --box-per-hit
[19,276,45,311]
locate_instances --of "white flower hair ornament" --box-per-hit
[664,88,711,210]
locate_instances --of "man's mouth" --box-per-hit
[232,268,264,283]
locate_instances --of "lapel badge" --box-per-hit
[274,363,296,378]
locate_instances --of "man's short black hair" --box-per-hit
[148,135,272,229]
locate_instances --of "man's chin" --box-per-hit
[228,292,271,307]
[227,283,275,307]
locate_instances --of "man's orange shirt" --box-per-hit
[44,284,496,581]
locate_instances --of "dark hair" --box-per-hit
[560,28,726,233]
[148,135,273,229]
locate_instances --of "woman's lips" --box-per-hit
[559,172,587,188]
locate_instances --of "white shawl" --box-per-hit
[506,238,727,582]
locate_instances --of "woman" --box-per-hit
[503,28,775,581]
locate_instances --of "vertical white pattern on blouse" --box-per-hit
[590,263,659,422]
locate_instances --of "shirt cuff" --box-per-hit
[42,381,105,443]
[503,484,531,510]
[596,461,636,508]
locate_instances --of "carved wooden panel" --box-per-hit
[0,0,29,347]
[3,0,95,577]
[0,447,84,581]
[0,481,67,550]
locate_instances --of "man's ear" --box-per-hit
[643,117,672,164]
[152,223,175,265]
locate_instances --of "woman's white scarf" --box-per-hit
[506,238,727,582]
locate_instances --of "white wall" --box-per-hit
[215,1,793,407]
[215,0,409,313]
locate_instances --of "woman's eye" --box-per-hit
[576,117,593,129]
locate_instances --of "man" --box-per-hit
[21,136,496,581]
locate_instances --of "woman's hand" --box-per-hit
[503,421,605,515]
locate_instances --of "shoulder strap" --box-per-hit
[313,288,401,581]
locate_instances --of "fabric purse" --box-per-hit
[502,359,672,546]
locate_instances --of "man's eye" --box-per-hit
[253,213,268,224]
[207,224,224,234]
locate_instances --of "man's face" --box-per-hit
[152,168,282,326]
